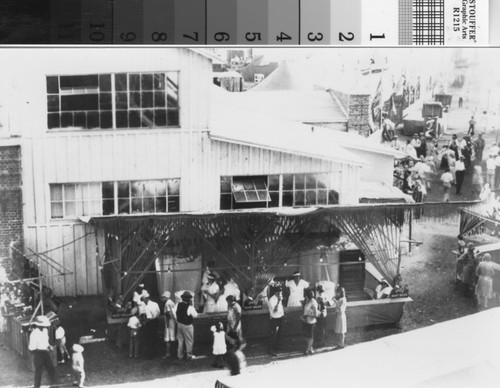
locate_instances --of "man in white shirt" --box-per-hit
[441,169,454,202]
[268,287,284,356]
[455,156,466,195]
[29,316,57,388]
[285,271,309,307]
[140,292,161,359]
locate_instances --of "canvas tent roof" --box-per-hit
[216,308,500,388]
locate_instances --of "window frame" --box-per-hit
[46,71,180,131]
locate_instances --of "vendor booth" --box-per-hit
[83,202,474,344]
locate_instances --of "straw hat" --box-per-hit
[72,344,84,353]
[162,291,171,299]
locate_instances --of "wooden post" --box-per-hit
[408,210,413,254]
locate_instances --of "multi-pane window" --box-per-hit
[47,72,179,130]
[50,179,180,219]
[220,173,338,210]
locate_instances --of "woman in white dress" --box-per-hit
[475,253,496,309]
[333,287,347,349]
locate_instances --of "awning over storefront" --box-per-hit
[82,202,478,301]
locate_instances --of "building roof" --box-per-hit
[210,87,364,167]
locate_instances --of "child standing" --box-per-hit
[127,308,141,358]
[71,344,85,388]
[210,322,227,368]
[54,322,70,363]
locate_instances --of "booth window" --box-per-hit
[50,179,180,219]
[221,175,278,210]
[47,72,179,130]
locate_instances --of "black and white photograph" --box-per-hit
[1,47,500,388]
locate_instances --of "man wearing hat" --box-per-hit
[28,315,58,388]
[161,291,176,358]
[175,291,198,360]
[140,291,160,359]
[285,271,309,307]
[268,286,284,356]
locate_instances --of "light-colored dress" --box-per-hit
[334,297,347,334]
[285,279,309,307]
[212,330,227,355]
[202,282,220,313]
[164,299,176,342]
[475,261,495,299]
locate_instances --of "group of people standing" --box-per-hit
[456,241,499,309]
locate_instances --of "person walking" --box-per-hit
[468,115,476,136]
[175,291,198,360]
[267,286,284,356]
[440,168,453,202]
[455,156,466,195]
[210,322,227,368]
[54,321,70,363]
[28,316,58,388]
[333,287,347,349]
[475,253,496,309]
[127,307,141,358]
[486,154,496,187]
[71,344,85,388]
[474,134,486,165]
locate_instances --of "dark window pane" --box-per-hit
[168,179,180,195]
[246,191,259,201]
[115,73,127,91]
[268,175,279,191]
[154,91,165,107]
[154,109,166,127]
[141,74,153,90]
[328,190,339,205]
[129,74,140,91]
[156,181,167,196]
[61,112,73,127]
[220,194,232,210]
[47,95,59,112]
[294,174,305,190]
[61,94,99,111]
[99,74,111,92]
[306,175,316,189]
[60,75,98,89]
[143,198,154,213]
[257,190,269,201]
[102,199,114,215]
[129,92,141,109]
[118,198,130,214]
[294,191,305,206]
[242,180,254,190]
[116,111,128,128]
[220,176,231,193]
[166,72,179,107]
[131,198,142,213]
[283,174,293,190]
[99,93,112,110]
[254,180,267,190]
[47,113,60,129]
[87,112,99,129]
[74,112,86,128]
[155,197,166,212]
[102,182,114,199]
[117,182,129,197]
[306,190,317,205]
[317,190,327,204]
[115,92,128,110]
[141,110,154,128]
[167,109,179,126]
[168,196,180,212]
[282,192,293,207]
[154,73,165,90]
[269,192,279,207]
[129,111,141,127]
[234,191,246,203]
[142,92,153,108]
[100,111,112,129]
[46,76,59,93]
